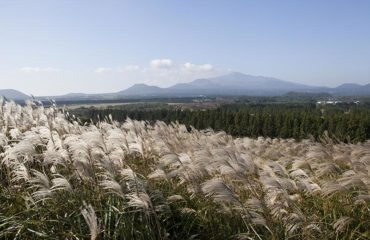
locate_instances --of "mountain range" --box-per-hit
[1,72,370,100]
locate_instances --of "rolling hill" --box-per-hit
[0,89,29,100]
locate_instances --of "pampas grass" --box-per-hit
[0,99,369,239]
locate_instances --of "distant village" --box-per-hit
[316,100,360,105]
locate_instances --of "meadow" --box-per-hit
[0,99,369,239]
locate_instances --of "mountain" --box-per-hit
[167,72,312,96]
[112,72,317,97]
[48,84,165,100]
[330,83,370,96]
[117,84,164,96]
[335,83,362,89]
[95,72,315,98]
[172,72,309,90]
[0,89,29,100]
[36,72,370,100]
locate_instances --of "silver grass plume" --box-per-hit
[81,202,100,240]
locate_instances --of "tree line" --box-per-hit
[73,103,370,143]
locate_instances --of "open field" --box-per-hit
[61,102,140,110]
[63,101,221,111]
[0,100,369,239]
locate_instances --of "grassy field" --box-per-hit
[0,99,369,239]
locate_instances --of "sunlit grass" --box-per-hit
[0,99,369,239]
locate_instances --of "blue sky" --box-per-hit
[0,0,369,95]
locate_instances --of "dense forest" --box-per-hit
[71,103,370,143]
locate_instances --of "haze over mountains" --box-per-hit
[2,72,370,100]
[0,89,31,100]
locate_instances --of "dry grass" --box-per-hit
[0,99,369,239]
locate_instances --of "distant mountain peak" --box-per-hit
[0,89,29,100]
[117,83,163,96]
[336,83,362,89]
[126,83,161,89]
[131,83,150,87]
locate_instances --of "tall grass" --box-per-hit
[0,99,369,239]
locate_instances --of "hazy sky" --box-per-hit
[1,0,370,95]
